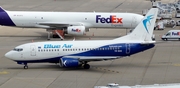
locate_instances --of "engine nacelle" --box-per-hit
[59,57,79,68]
[67,26,86,35]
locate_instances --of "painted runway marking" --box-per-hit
[92,67,120,73]
[0,71,9,75]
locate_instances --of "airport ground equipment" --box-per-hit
[176,20,180,26]
[161,30,180,41]
[155,21,165,30]
[175,10,180,18]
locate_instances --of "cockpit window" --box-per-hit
[13,48,23,52]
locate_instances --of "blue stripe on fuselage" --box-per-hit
[15,43,155,64]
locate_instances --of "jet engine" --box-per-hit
[59,57,79,68]
[66,26,89,35]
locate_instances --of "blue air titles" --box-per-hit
[44,44,73,48]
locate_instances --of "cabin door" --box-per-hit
[126,43,130,54]
[30,45,36,56]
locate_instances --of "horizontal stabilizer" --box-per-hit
[140,41,156,45]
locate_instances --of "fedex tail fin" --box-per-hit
[0,7,6,12]
[114,8,158,41]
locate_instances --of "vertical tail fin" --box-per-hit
[114,8,158,41]
[0,6,6,12]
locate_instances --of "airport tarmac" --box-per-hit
[0,0,180,88]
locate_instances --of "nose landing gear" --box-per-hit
[17,62,29,69]
[24,64,28,69]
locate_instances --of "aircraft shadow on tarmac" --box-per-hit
[6,64,113,73]
[5,63,155,74]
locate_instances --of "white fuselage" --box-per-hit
[5,11,143,29]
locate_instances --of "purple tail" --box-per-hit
[0,6,16,26]
[0,7,5,12]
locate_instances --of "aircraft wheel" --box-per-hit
[24,65,28,69]
[78,64,83,67]
[83,64,90,69]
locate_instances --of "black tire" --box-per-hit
[24,65,28,69]
[78,64,83,67]
[83,64,90,69]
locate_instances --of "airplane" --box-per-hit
[5,8,158,69]
[0,7,144,40]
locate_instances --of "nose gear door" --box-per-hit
[30,45,36,56]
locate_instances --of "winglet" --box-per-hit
[0,6,6,12]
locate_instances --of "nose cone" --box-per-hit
[5,51,13,60]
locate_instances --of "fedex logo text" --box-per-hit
[72,29,81,32]
[172,32,180,36]
[96,15,123,24]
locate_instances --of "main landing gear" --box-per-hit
[82,61,90,69]
[83,64,90,69]
[23,64,28,69]
[47,29,64,40]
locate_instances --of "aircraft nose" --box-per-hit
[5,51,13,60]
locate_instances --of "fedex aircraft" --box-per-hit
[5,8,158,69]
[0,7,144,39]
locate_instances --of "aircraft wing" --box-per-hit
[38,22,83,28]
[64,56,121,61]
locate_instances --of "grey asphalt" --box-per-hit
[0,0,180,88]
